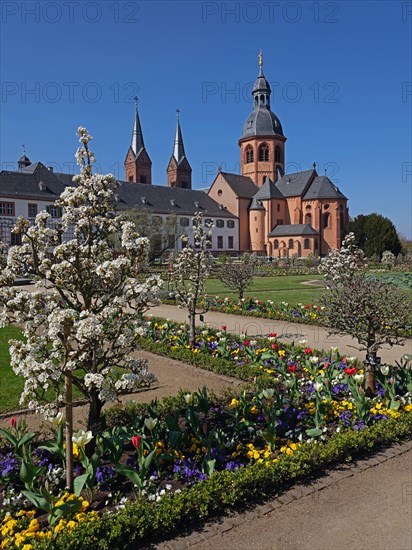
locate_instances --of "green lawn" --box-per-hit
[205,275,324,304]
[0,325,25,411]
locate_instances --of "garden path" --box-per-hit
[157,444,412,550]
[148,304,412,365]
[0,349,241,432]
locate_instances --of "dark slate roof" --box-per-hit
[303,176,347,200]
[0,163,236,218]
[275,169,315,197]
[0,163,67,200]
[249,197,265,210]
[115,182,236,218]
[219,172,259,198]
[241,108,284,139]
[253,178,284,201]
[268,224,318,237]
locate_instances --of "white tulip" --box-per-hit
[262,388,275,399]
[353,373,364,384]
[144,417,158,431]
[72,430,93,448]
[313,381,323,392]
[380,365,390,376]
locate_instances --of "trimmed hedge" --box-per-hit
[38,413,412,549]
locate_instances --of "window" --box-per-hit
[10,232,21,245]
[275,146,281,163]
[323,212,331,228]
[139,175,147,184]
[28,204,38,218]
[245,146,254,164]
[180,217,189,227]
[128,176,134,182]
[167,234,175,249]
[193,218,199,227]
[228,236,234,249]
[217,189,223,196]
[206,235,212,248]
[304,238,310,249]
[273,239,279,249]
[256,228,258,233]
[46,205,62,218]
[0,202,15,216]
[204,218,213,227]
[181,181,188,188]
[288,239,294,249]
[227,220,235,228]
[277,204,280,212]
[305,213,312,225]
[315,239,318,249]
[259,144,269,161]
[216,219,224,228]
[217,236,223,249]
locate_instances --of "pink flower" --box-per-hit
[132,435,141,449]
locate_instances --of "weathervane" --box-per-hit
[258,49,263,68]
[22,144,26,155]
[176,108,180,119]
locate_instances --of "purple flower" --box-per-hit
[0,452,19,478]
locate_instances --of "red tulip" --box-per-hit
[271,343,278,350]
[222,325,227,331]
[269,333,277,337]
[305,305,310,310]
[243,340,250,346]
[132,435,141,449]
[344,367,357,376]
[288,364,297,374]
[10,417,17,429]
[304,347,312,355]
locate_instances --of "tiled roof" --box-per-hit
[275,169,315,197]
[253,178,284,200]
[219,172,259,198]
[0,162,236,218]
[268,224,318,237]
[303,176,347,200]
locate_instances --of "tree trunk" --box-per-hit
[65,375,74,492]
[239,288,243,300]
[85,391,105,457]
[189,312,196,347]
[364,351,376,397]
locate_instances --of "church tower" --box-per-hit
[167,110,192,189]
[124,97,152,184]
[239,52,287,187]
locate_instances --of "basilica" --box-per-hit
[0,54,349,257]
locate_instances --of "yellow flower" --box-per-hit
[250,406,259,415]
[229,398,239,408]
[278,350,285,357]
[404,404,412,412]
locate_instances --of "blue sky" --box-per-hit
[1,0,411,237]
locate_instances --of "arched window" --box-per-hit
[273,239,279,249]
[259,144,269,162]
[255,96,258,106]
[245,146,254,164]
[275,146,281,163]
[323,212,331,228]
[304,238,310,249]
[260,94,265,105]
[315,238,318,249]
[305,213,312,225]
[288,239,294,249]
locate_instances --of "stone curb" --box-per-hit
[160,438,412,549]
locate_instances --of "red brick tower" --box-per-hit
[239,52,287,187]
[124,97,152,184]
[167,110,192,189]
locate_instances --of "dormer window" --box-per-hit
[38,181,46,191]
[170,199,175,206]
[141,197,147,204]
[194,201,199,208]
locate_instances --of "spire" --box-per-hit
[258,49,263,76]
[173,109,186,164]
[131,96,145,156]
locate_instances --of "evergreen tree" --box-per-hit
[347,213,402,258]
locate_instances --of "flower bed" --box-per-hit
[1,323,412,548]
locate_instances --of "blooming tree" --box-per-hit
[318,232,365,287]
[381,250,396,270]
[218,253,256,300]
[169,213,213,345]
[0,240,8,269]
[0,127,162,435]
[319,235,411,393]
